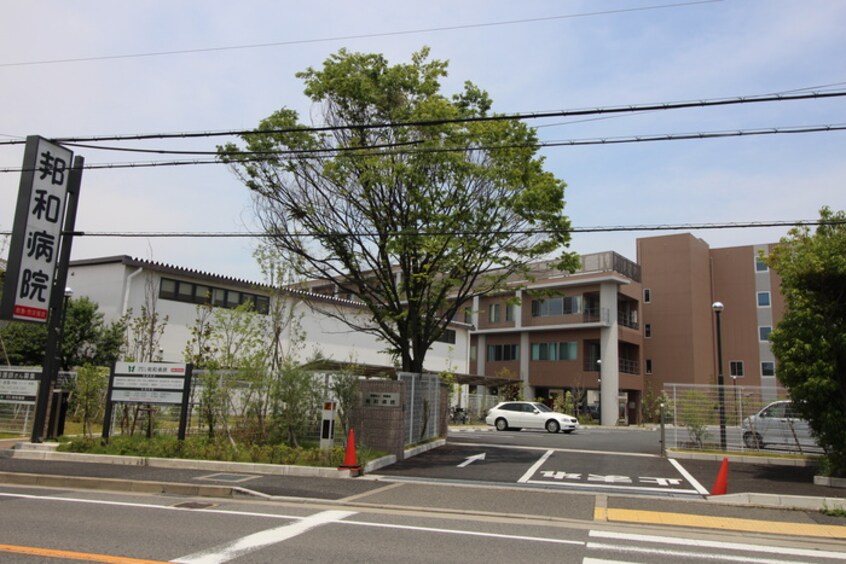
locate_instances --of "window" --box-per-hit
[730,361,744,378]
[159,277,269,314]
[436,329,456,344]
[759,326,772,341]
[505,304,514,322]
[489,303,501,323]
[645,359,652,374]
[487,344,519,362]
[531,296,582,317]
[757,291,771,307]
[643,288,651,304]
[159,278,177,300]
[755,256,769,272]
[644,324,652,338]
[761,361,775,377]
[530,341,577,361]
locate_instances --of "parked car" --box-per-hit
[485,401,580,433]
[742,400,817,450]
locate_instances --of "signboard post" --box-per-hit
[0,136,83,442]
[102,362,194,442]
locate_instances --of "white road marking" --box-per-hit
[517,449,554,483]
[524,480,700,495]
[452,440,659,458]
[342,519,584,545]
[590,530,846,560]
[587,542,785,563]
[457,452,487,467]
[171,510,357,564]
[669,458,710,495]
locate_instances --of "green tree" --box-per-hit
[0,297,123,369]
[219,47,578,373]
[768,207,846,476]
[60,297,125,370]
[71,364,109,438]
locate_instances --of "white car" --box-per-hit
[485,401,579,433]
[742,400,818,450]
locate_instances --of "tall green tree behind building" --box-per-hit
[768,207,846,476]
[220,48,577,373]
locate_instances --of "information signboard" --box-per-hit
[0,369,40,404]
[102,362,193,441]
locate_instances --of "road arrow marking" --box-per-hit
[457,453,486,467]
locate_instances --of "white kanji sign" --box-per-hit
[1,136,73,323]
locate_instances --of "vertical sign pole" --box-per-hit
[177,364,193,441]
[101,362,117,444]
[30,155,83,443]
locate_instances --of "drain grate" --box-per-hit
[173,501,217,510]
[195,472,259,483]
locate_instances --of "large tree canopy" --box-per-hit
[220,48,577,372]
[768,207,846,476]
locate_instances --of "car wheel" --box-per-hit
[495,418,508,431]
[743,431,763,449]
[545,420,560,433]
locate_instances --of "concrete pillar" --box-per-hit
[600,282,619,426]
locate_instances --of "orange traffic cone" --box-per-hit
[338,428,362,476]
[710,457,729,495]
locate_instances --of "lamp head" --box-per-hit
[712,301,724,313]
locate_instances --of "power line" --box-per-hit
[3,219,841,240]
[2,89,844,149]
[0,1,723,68]
[3,122,843,174]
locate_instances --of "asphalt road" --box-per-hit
[1,487,844,563]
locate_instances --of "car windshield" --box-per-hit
[533,403,552,412]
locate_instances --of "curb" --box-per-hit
[668,449,818,467]
[8,443,355,479]
[0,471,235,498]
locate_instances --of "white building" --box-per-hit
[66,255,469,373]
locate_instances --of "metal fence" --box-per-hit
[663,383,823,455]
[0,403,34,435]
[398,372,443,444]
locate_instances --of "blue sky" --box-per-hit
[2,0,844,283]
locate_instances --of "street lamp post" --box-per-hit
[713,301,727,450]
[596,358,602,426]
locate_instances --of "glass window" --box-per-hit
[759,326,772,341]
[645,359,653,374]
[757,291,771,307]
[645,324,652,338]
[212,288,226,307]
[226,291,240,308]
[489,303,501,323]
[755,256,769,272]
[254,296,269,314]
[730,361,744,377]
[761,361,775,376]
[559,341,577,360]
[159,278,177,300]
[643,288,651,303]
[177,281,193,300]
[194,285,211,304]
[505,304,514,322]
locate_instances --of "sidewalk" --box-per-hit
[1,439,845,542]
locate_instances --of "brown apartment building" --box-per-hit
[468,234,785,425]
[637,233,784,402]
[469,251,644,425]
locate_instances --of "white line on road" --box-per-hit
[589,530,846,560]
[171,510,357,564]
[668,458,710,495]
[517,449,554,483]
[452,440,659,458]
